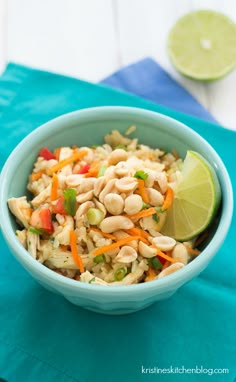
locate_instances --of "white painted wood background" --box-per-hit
[0,0,235,129]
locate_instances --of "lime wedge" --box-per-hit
[161,151,221,241]
[167,10,236,80]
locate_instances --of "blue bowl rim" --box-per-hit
[0,106,233,295]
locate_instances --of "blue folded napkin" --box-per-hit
[102,58,217,123]
[0,60,235,382]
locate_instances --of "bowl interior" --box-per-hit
[4,108,226,252]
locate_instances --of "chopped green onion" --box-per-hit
[97,164,107,177]
[114,267,127,281]
[90,145,100,149]
[89,276,96,284]
[155,206,164,213]
[115,144,127,151]
[29,227,43,235]
[148,257,162,270]
[87,208,104,225]
[142,202,150,210]
[152,214,160,223]
[63,188,77,216]
[49,237,55,243]
[93,254,105,264]
[134,170,148,180]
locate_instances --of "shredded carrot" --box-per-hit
[84,162,100,178]
[72,145,77,150]
[194,230,209,247]
[185,245,201,256]
[172,149,179,159]
[93,236,140,256]
[125,227,150,240]
[90,228,147,244]
[124,207,157,220]
[54,147,61,161]
[31,170,45,181]
[134,189,150,203]
[48,150,87,175]
[50,174,59,201]
[150,245,178,263]
[162,260,170,270]
[145,267,156,282]
[124,229,149,244]
[162,186,174,211]
[70,230,84,273]
[137,179,149,204]
[137,237,149,244]
[131,235,149,244]
[88,227,117,241]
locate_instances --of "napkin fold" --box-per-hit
[102,58,217,123]
[0,60,235,382]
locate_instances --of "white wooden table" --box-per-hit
[0,0,235,129]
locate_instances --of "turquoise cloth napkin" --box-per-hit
[0,62,235,382]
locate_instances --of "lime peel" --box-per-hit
[161,151,221,241]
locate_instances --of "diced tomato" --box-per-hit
[39,209,54,233]
[157,255,166,265]
[52,196,67,215]
[39,147,56,160]
[78,164,90,174]
[30,208,54,233]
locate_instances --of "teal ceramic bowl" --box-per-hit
[0,107,233,314]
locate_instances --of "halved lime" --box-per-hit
[161,151,221,241]
[167,10,236,80]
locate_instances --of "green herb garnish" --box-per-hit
[115,144,127,151]
[89,277,96,284]
[134,170,148,180]
[29,227,43,235]
[63,188,77,216]
[148,257,162,270]
[155,206,164,213]
[97,164,107,177]
[93,254,105,264]
[114,268,127,281]
[152,214,160,223]
[49,237,55,243]
[142,202,150,210]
